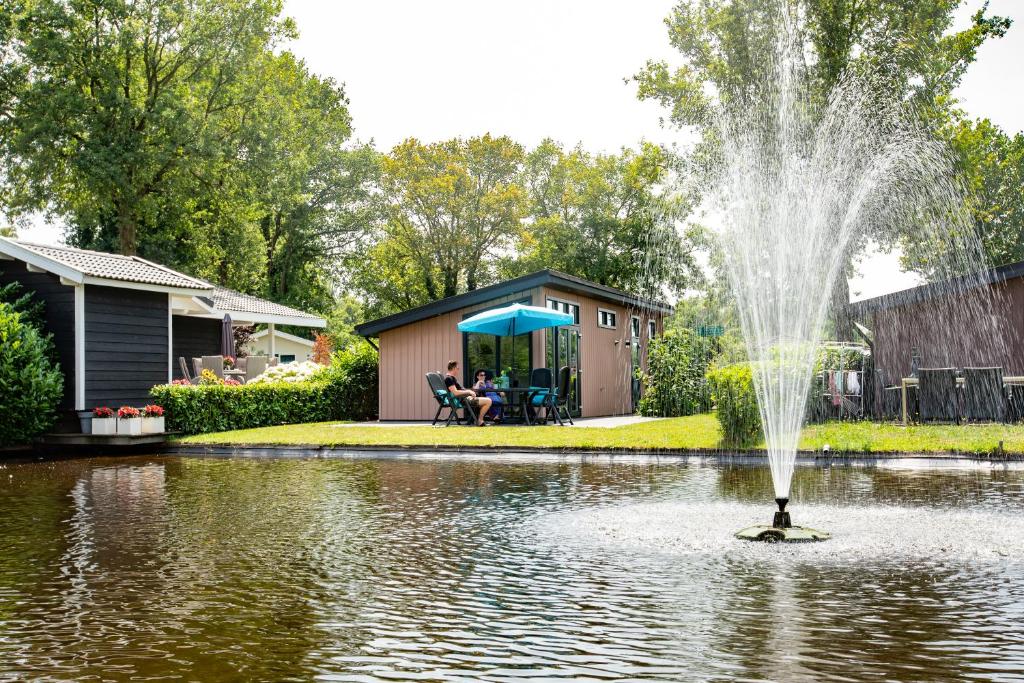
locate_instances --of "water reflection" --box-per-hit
[0,456,1021,681]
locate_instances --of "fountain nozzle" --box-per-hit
[773,497,792,529]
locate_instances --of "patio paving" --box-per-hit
[333,415,666,429]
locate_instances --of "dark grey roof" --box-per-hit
[12,240,210,290]
[205,287,324,323]
[355,269,673,337]
[849,259,1024,315]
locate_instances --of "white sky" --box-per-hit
[18,0,1024,302]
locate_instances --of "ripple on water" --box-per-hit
[529,499,1024,564]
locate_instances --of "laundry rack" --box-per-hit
[814,341,871,421]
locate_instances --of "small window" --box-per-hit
[280,354,296,363]
[598,308,617,329]
[547,297,579,325]
[631,316,641,338]
[648,320,656,340]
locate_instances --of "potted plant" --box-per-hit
[141,405,165,434]
[116,406,142,436]
[223,355,236,369]
[92,406,116,435]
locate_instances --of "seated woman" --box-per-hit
[473,369,505,422]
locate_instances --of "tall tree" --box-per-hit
[510,139,698,297]
[365,135,526,306]
[634,0,1010,338]
[1,0,294,256]
[900,114,1024,272]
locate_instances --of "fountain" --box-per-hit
[703,9,996,542]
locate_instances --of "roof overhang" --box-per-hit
[0,237,212,295]
[250,328,316,346]
[848,259,1024,317]
[183,310,326,327]
[355,269,674,338]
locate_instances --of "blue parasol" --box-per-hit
[458,304,573,383]
[457,303,573,336]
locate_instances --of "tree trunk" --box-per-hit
[116,201,137,255]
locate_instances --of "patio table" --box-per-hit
[224,369,246,383]
[900,375,1024,424]
[477,386,547,426]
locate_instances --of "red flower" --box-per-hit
[92,406,114,418]
[117,406,141,419]
[142,405,164,417]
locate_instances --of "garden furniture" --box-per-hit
[551,365,575,425]
[224,369,246,383]
[426,372,479,426]
[963,367,1007,422]
[178,357,194,383]
[918,368,959,423]
[201,355,225,379]
[525,367,555,424]
[900,372,1024,423]
[245,355,268,383]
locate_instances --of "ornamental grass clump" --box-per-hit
[0,302,63,446]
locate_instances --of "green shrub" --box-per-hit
[706,363,762,447]
[0,302,64,446]
[321,343,379,422]
[637,329,714,417]
[150,343,379,435]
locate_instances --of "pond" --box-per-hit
[1,454,1023,681]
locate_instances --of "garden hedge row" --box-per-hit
[150,344,378,435]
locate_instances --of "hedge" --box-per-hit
[0,302,64,446]
[150,344,379,435]
[705,362,762,447]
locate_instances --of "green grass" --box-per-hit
[175,413,1024,455]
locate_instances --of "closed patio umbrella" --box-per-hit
[221,314,234,357]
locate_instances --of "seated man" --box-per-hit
[444,360,492,426]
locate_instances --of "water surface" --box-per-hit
[1,454,1023,681]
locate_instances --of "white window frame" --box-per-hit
[648,320,657,340]
[631,315,641,339]
[597,307,617,330]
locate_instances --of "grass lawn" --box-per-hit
[176,413,1024,455]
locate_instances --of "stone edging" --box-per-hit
[165,442,1024,462]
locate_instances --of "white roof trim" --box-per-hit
[82,275,210,296]
[186,311,327,328]
[0,237,84,284]
[250,328,316,347]
[0,236,212,293]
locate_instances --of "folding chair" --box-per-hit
[426,372,479,426]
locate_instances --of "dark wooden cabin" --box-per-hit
[848,260,1024,383]
[0,238,325,431]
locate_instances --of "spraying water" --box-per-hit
[706,11,999,504]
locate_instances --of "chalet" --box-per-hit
[0,237,325,430]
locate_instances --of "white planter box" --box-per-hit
[117,418,142,436]
[92,418,116,435]
[142,416,165,434]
